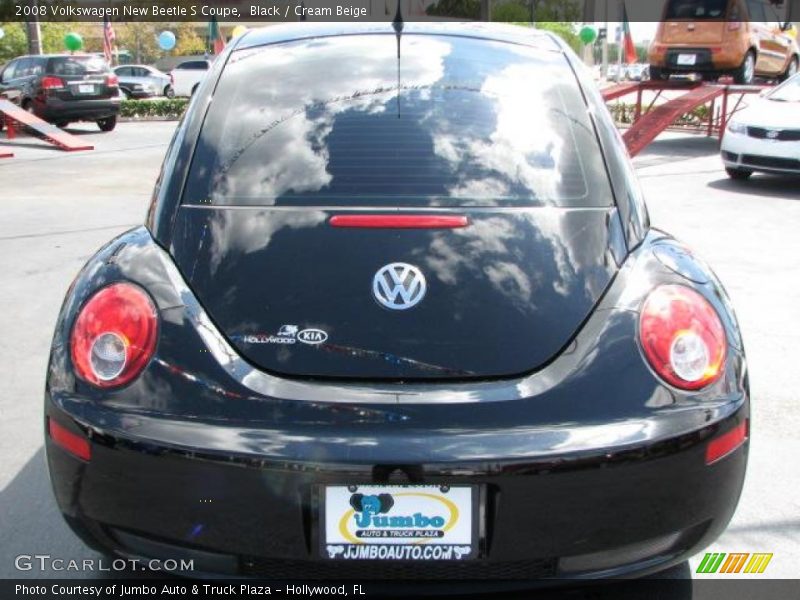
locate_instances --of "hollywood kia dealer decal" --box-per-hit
[324,485,477,561]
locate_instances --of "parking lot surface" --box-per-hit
[0,122,797,579]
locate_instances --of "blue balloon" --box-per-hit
[158,31,176,51]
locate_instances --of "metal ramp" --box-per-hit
[0,99,94,152]
[601,81,764,157]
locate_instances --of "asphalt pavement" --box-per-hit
[0,121,797,581]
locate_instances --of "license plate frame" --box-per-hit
[77,84,95,94]
[320,484,479,561]
[677,53,697,66]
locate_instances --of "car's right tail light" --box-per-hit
[639,285,727,390]
[70,283,158,388]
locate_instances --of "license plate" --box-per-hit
[677,54,697,65]
[322,485,477,561]
[77,84,95,94]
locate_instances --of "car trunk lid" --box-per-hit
[168,206,623,380]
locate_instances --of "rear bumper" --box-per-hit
[46,396,748,581]
[649,46,743,72]
[34,96,120,122]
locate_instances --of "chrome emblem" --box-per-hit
[372,263,427,310]
[766,129,780,140]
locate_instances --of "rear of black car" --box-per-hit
[45,25,748,583]
[34,55,120,127]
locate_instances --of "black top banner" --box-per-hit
[1,0,799,23]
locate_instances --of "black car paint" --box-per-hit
[0,54,119,123]
[46,23,748,581]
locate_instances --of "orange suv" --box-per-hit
[648,0,799,83]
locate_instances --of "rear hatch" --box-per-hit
[660,0,730,44]
[169,32,624,380]
[46,55,116,100]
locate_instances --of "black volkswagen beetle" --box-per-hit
[46,23,748,581]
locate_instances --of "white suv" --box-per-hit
[169,60,210,97]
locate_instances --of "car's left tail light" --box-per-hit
[106,74,119,87]
[70,283,158,388]
[41,76,65,90]
[639,285,727,390]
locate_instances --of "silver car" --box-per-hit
[113,65,173,99]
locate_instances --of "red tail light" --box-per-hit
[330,215,469,229]
[48,418,91,461]
[106,74,119,87]
[706,420,748,465]
[41,76,65,90]
[639,285,727,390]
[70,283,158,388]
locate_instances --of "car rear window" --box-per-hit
[665,0,729,19]
[183,34,613,208]
[48,56,110,76]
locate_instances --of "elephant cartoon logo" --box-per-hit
[349,493,394,528]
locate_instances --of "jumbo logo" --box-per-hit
[338,492,459,544]
[297,328,328,345]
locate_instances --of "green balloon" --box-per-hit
[579,26,597,45]
[64,32,83,52]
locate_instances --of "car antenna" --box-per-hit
[393,0,403,119]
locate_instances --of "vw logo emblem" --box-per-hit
[766,129,780,139]
[373,263,427,310]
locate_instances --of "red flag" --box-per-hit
[622,3,637,64]
[103,17,116,64]
[208,16,225,55]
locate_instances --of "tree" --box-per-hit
[536,22,580,53]
[174,23,205,57]
[426,0,481,19]
[40,23,98,54]
[115,22,159,64]
[0,22,27,62]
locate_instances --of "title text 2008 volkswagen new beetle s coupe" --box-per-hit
[46,23,749,581]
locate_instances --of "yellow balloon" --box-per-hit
[231,25,248,39]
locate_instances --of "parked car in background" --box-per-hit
[0,54,120,131]
[626,63,651,81]
[169,59,210,97]
[721,71,800,178]
[648,0,799,83]
[113,65,173,99]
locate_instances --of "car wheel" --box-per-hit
[780,56,798,82]
[650,66,669,81]
[726,167,752,180]
[97,116,117,132]
[734,51,756,84]
[164,85,175,99]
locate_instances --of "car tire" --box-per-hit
[779,56,798,82]
[650,66,669,81]
[733,51,756,84]
[164,85,175,99]
[97,116,117,132]
[726,167,752,180]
